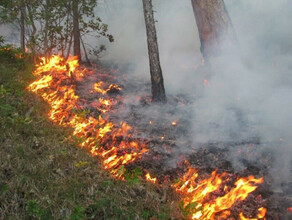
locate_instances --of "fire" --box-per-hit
[27,55,148,179]
[171,120,178,126]
[33,55,78,76]
[94,82,121,95]
[172,165,265,219]
[27,54,266,219]
[239,207,267,219]
[145,172,157,184]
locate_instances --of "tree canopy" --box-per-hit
[0,0,113,59]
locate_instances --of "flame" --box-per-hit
[33,55,80,78]
[145,172,157,184]
[27,55,147,179]
[239,207,267,219]
[94,82,121,95]
[171,120,178,126]
[172,166,265,219]
[27,54,266,219]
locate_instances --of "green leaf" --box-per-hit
[70,205,85,220]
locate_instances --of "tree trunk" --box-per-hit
[20,0,25,51]
[66,31,74,60]
[191,0,237,62]
[73,0,81,60]
[81,36,91,66]
[44,0,50,56]
[142,0,166,103]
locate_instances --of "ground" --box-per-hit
[0,47,178,219]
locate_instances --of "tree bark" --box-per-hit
[142,0,166,103]
[191,0,237,62]
[20,0,25,51]
[44,0,50,56]
[81,36,91,66]
[73,0,81,60]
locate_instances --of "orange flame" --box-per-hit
[27,55,147,179]
[239,207,267,219]
[171,120,178,126]
[145,172,157,184]
[27,54,266,219]
[172,166,265,219]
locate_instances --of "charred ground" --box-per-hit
[75,62,292,219]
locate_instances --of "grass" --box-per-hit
[0,45,181,219]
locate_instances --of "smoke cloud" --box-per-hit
[1,0,291,189]
[98,0,292,188]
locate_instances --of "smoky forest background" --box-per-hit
[0,0,292,219]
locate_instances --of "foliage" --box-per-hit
[25,200,52,220]
[0,44,26,64]
[0,0,113,58]
[118,165,143,185]
[0,36,4,46]
[179,201,203,218]
[70,205,85,220]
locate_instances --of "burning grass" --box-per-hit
[0,51,176,219]
[23,54,274,219]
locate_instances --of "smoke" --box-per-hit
[0,25,19,45]
[98,0,202,93]
[191,0,292,186]
[98,0,292,187]
[1,0,291,188]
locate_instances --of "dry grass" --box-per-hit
[0,50,181,219]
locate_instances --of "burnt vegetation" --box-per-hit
[1,0,292,219]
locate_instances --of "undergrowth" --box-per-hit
[0,42,180,219]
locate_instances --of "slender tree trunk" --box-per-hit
[66,31,74,60]
[73,0,81,60]
[81,36,91,66]
[191,0,237,62]
[142,0,166,103]
[20,0,25,51]
[44,0,50,56]
[25,1,37,62]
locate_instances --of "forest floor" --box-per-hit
[0,49,179,219]
[1,47,291,220]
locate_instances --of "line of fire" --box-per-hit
[1,0,292,219]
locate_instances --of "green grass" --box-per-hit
[0,45,181,219]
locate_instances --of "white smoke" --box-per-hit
[98,0,292,186]
[1,0,291,187]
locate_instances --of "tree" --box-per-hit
[20,0,25,51]
[73,0,81,59]
[0,0,25,50]
[142,0,166,103]
[191,0,237,62]
[0,0,113,61]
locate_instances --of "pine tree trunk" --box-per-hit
[81,36,91,66]
[20,0,25,51]
[142,0,166,103]
[191,0,237,61]
[73,0,81,60]
[44,0,50,56]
